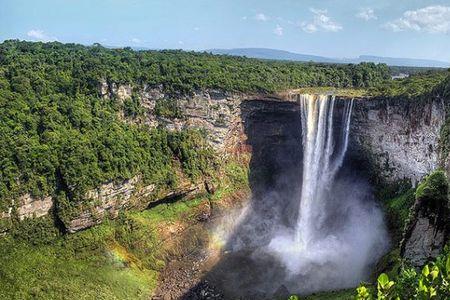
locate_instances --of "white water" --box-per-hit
[211,94,388,295]
[266,94,387,291]
[296,94,353,247]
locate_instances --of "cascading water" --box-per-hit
[210,93,389,297]
[265,94,387,292]
[296,94,354,248]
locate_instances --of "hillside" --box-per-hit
[0,40,450,299]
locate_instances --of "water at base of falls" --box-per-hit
[210,94,389,297]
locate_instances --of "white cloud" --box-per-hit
[384,5,450,34]
[273,24,283,36]
[242,16,248,20]
[301,8,342,33]
[193,27,200,31]
[131,38,141,44]
[356,8,377,21]
[255,13,269,22]
[178,40,184,45]
[27,29,58,42]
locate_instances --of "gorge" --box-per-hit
[0,41,449,300]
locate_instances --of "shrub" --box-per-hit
[356,247,450,299]
[415,169,449,208]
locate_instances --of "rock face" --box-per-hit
[401,216,446,267]
[401,181,449,267]
[65,176,154,233]
[65,175,205,233]
[16,194,53,220]
[349,96,446,185]
[4,82,449,235]
[1,194,53,221]
[59,86,450,232]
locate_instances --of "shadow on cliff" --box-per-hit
[182,99,304,299]
[181,98,388,300]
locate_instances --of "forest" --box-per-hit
[1,40,450,299]
[0,39,401,209]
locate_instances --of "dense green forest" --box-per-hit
[1,40,450,299]
[0,39,449,219]
[0,40,393,210]
[369,69,450,98]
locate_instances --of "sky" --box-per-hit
[1,0,450,62]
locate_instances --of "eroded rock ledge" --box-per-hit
[2,82,447,234]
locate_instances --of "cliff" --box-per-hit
[349,96,446,186]
[2,81,448,235]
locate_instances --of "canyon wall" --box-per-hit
[349,96,446,186]
[2,81,447,233]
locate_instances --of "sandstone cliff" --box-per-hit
[2,81,448,235]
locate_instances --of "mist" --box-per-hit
[207,95,390,298]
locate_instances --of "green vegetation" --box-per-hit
[375,179,414,244]
[384,189,415,242]
[438,75,450,158]
[0,39,396,212]
[368,70,449,98]
[0,40,391,95]
[0,218,158,300]
[356,247,450,299]
[415,169,449,207]
[0,184,244,300]
[0,73,215,210]
[123,94,144,118]
[0,40,394,211]
[154,98,183,119]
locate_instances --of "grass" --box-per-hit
[0,178,248,300]
[0,197,208,300]
[141,196,207,223]
[0,224,156,300]
[288,87,369,98]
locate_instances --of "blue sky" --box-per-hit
[1,0,450,62]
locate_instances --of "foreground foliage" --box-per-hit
[355,170,450,300]
[356,248,450,300]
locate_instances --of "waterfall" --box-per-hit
[218,92,388,294]
[296,94,354,248]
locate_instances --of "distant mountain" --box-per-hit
[207,48,450,68]
[354,55,450,68]
[208,48,337,63]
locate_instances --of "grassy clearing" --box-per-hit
[0,196,208,299]
[0,176,248,300]
[0,224,157,300]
